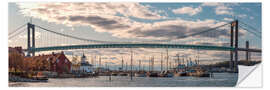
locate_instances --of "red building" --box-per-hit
[48,52,72,74]
[24,51,72,74]
[9,47,25,56]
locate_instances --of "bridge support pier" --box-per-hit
[234,20,239,73]
[27,23,35,56]
[246,41,250,62]
[230,20,239,73]
[230,21,234,71]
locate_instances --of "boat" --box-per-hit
[135,72,146,77]
[159,71,173,77]
[127,73,134,77]
[147,72,159,77]
[32,72,48,81]
[165,73,173,77]
[187,67,210,77]
[111,72,118,76]
[118,73,128,76]
[174,71,187,77]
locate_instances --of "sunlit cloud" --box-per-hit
[17,2,242,40]
[172,6,202,16]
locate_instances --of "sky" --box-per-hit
[8,2,262,70]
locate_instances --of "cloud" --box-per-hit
[201,3,233,15]
[215,5,233,15]
[238,14,247,18]
[18,2,164,20]
[223,18,234,21]
[201,2,222,7]
[172,6,202,16]
[17,2,245,41]
[249,16,254,20]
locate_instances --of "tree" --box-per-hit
[9,52,24,72]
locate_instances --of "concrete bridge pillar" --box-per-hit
[230,20,239,73]
[234,20,239,72]
[27,23,35,56]
[230,21,234,71]
[246,41,250,61]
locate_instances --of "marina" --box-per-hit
[9,73,238,87]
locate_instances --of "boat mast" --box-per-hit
[126,62,128,71]
[161,52,163,71]
[99,55,101,68]
[166,48,169,71]
[152,56,155,72]
[169,62,171,70]
[130,48,133,80]
[177,53,180,71]
[139,60,141,72]
[121,56,124,71]
[149,57,151,72]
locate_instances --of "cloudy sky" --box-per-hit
[8,2,261,70]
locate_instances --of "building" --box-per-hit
[49,52,72,74]
[79,54,94,73]
[8,47,25,72]
[24,51,72,74]
[9,47,25,56]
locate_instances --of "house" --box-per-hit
[9,47,25,56]
[47,52,72,74]
[24,51,72,74]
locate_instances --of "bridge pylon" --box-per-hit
[26,23,35,56]
[230,20,239,73]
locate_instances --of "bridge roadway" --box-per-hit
[25,43,261,53]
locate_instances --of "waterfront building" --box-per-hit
[24,51,72,74]
[79,54,94,73]
[9,47,24,56]
[49,52,72,74]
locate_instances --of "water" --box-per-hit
[9,73,238,87]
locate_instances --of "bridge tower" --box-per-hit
[234,20,239,72]
[230,20,234,71]
[231,20,239,72]
[27,23,35,56]
[246,41,250,62]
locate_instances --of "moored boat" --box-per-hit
[159,71,173,77]
[187,67,210,77]
[147,72,159,77]
[135,72,146,77]
[118,73,128,76]
[111,72,118,76]
[174,71,187,77]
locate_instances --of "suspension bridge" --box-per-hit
[8,20,262,72]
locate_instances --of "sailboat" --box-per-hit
[135,60,146,77]
[174,55,187,77]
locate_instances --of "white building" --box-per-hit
[79,54,94,73]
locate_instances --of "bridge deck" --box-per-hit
[26,43,261,53]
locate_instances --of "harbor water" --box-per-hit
[9,73,238,87]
